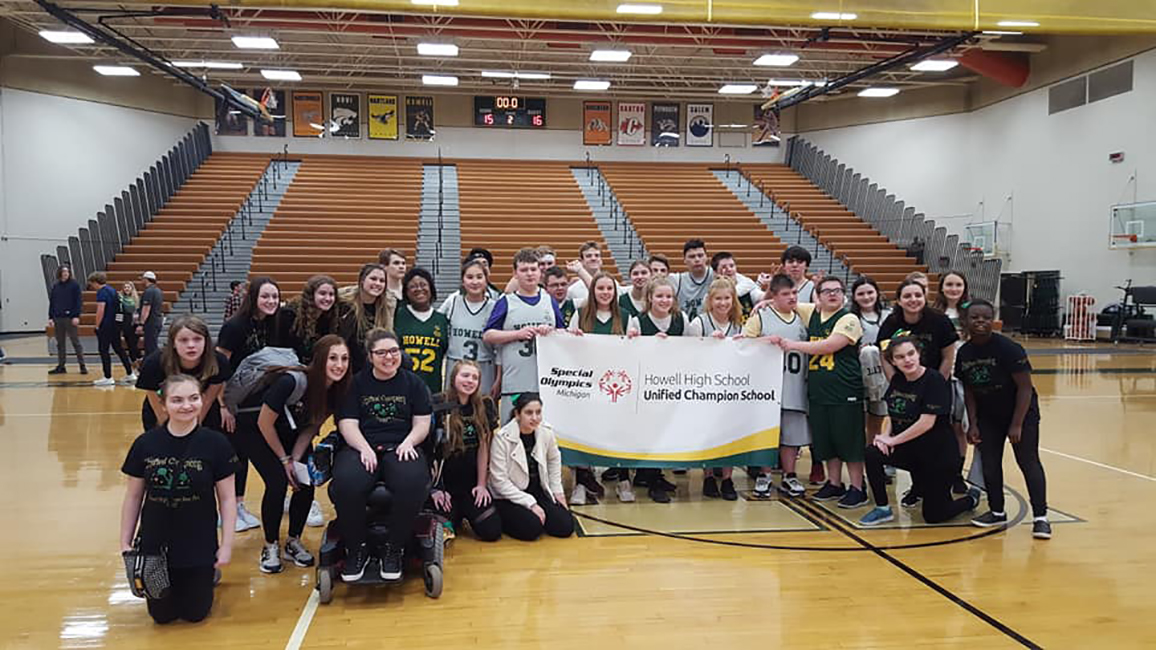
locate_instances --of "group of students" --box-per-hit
[115,239,1050,625]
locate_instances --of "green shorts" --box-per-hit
[809,402,865,463]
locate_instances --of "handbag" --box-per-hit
[123,541,171,600]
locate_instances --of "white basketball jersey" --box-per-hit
[446,295,496,362]
[676,269,714,318]
[497,290,557,393]
[756,308,809,412]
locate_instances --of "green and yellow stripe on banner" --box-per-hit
[559,427,780,469]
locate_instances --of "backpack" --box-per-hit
[223,347,308,416]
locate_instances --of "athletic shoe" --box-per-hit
[79,365,88,375]
[952,477,970,495]
[971,511,1008,527]
[93,377,115,387]
[673,469,688,475]
[859,506,895,527]
[283,538,315,567]
[570,483,591,506]
[900,489,922,509]
[259,542,283,574]
[576,470,605,498]
[306,500,325,527]
[616,479,636,503]
[601,468,620,482]
[752,475,773,499]
[966,487,982,511]
[808,464,826,486]
[702,476,720,499]
[837,486,869,509]
[1032,520,1052,540]
[48,366,67,375]
[238,503,261,531]
[379,544,403,581]
[779,475,807,497]
[813,482,846,501]
[120,372,138,385]
[648,486,671,503]
[341,543,370,582]
[653,475,677,492]
[884,465,897,478]
[720,479,738,501]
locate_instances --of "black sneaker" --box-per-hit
[812,482,846,501]
[1032,520,1052,540]
[79,365,88,375]
[673,469,688,475]
[900,489,922,509]
[601,468,620,482]
[952,477,970,495]
[837,486,869,509]
[576,469,605,498]
[379,544,403,581]
[720,479,738,501]
[654,475,677,492]
[341,543,370,582]
[48,366,66,375]
[966,488,982,511]
[971,511,1008,527]
[702,476,720,499]
[648,486,671,503]
[632,473,649,488]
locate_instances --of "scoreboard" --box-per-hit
[474,96,547,128]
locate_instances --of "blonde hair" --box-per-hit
[643,276,680,316]
[577,272,625,334]
[705,277,744,325]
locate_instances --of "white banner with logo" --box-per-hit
[537,333,782,467]
[686,103,714,147]
[616,102,646,146]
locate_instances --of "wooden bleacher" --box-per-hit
[598,163,785,275]
[457,161,618,286]
[249,156,423,290]
[65,152,269,338]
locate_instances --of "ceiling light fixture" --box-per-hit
[997,20,1039,27]
[261,69,301,81]
[481,70,551,80]
[616,3,663,14]
[422,74,459,86]
[754,53,799,67]
[590,49,632,62]
[417,43,459,56]
[811,11,857,20]
[858,87,900,98]
[910,59,959,72]
[172,60,244,70]
[411,0,459,5]
[39,30,94,44]
[719,84,759,94]
[574,79,611,90]
[93,65,140,76]
[982,30,1023,35]
[232,36,279,49]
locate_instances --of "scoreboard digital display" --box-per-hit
[474,96,547,128]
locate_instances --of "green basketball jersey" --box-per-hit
[618,292,644,320]
[806,307,864,405]
[559,299,578,328]
[638,312,684,336]
[394,305,450,395]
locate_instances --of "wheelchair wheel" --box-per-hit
[423,564,443,599]
[318,568,334,605]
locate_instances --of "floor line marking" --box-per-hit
[285,589,319,650]
[1040,447,1156,482]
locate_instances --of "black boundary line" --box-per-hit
[791,496,1042,649]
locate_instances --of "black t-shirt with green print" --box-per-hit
[883,369,957,459]
[337,368,433,446]
[955,333,1040,424]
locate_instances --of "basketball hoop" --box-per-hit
[968,247,985,256]
[1112,233,1139,243]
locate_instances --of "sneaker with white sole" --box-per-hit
[342,543,370,582]
[259,542,283,574]
[752,474,773,499]
[616,479,636,503]
[379,543,403,581]
[237,503,261,531]
[1032,519,1052,540]
[306,500,325,527]
[93,377,116,387]
[779,475,807,497]
[570,483,590,506]
[971,511,1008,527]
[859,506,895,527]
[837,486,869,509]
[120,373,138,385]
[283,537,315,567]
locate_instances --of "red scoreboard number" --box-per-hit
[474,96,547,128]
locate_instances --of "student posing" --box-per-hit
[440,259,500,397]
[395,267,450,395]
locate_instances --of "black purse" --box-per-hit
[123,541,170,600]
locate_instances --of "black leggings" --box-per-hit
[978,418,1048,517]
[437,488,502,542]
[494,483,574,541]
[329,446,430,549]
[147,565,215,624]
[121,320,141,363]
[234,415,314,543]
[96,327,132,379]
[865,444,973,524]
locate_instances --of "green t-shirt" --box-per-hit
[394,305,450,395]
[559,298,578,328]
[804,305,864,405]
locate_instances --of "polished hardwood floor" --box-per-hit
[1,338,1153,649]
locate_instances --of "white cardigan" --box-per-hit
[488,419,565,509]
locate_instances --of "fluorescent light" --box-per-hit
[617,3,662,14]
[982,30,1023,35]
[754,53,799,67]
[574,79,611,90]
[483,70,552,80]
[719,84,758,94]
[172,60,244,70]
[232,36,279,49]
[412,0,458,4]
[417,43,459,56]
[93,65,139,76]
[513,71,550,80]
[422,74,459,86]
[811,11,857,20]
[766,79,813,87]
[590,49,632,62]
[997,20,1039,27]
[910,59,958,72]
[39,30,93,44]
[858,87,900,98]
[261,69,301,81]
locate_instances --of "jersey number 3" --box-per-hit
[518,339,535,358]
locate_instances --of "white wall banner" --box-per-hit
[617,102,646,146]
[537,334,782,467]
[686,103,714,147]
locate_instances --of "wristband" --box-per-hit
[280,455,292,464]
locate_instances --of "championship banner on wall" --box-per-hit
[583,101,612,145]
[291,91,324,138]
[651,102,680,147]
[250,88,286,137]
[617,102,646,146]
[686,103,713,147]
[753,104,782,147]
[214,96,248,136]
[537,334,782,467]
[329,92,361,138]
[367,94,399,140]
[406,96,435,141]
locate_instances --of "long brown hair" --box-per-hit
[343,263,396,337]
[932,271,970,311]
[303,335,352,426]
[442,360,496,455]
[161,315,219,383]
[578,272,625,334]
[290,275,339,344]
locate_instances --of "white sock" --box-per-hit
[1033,516,1048,522]
[991,511,1006,517]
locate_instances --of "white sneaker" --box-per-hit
[259,541,283,574]
[570,483,589,506]
[753,474,773,498]
[93,377,115,387]
[616,479,636,503]
[780,476,806,497]
[283,537,315,567]
[120,373,138,385]
[237,503,261,531]
[306,500,324,527]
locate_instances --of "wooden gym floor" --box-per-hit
[1,336,1154,649]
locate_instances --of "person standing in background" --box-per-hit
[48,264,87,375]
[138,271,165,357]
[118,282,142,367]
[224,281,245,321]
[88,272,136,387]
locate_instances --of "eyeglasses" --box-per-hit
[819,288,845,296]
[371,348,402,357]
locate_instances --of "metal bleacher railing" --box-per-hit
[783,136,1002,302]
[582,153,647,262]
[37,121,214,292]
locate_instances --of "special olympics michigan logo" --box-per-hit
[598,370,633,403]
